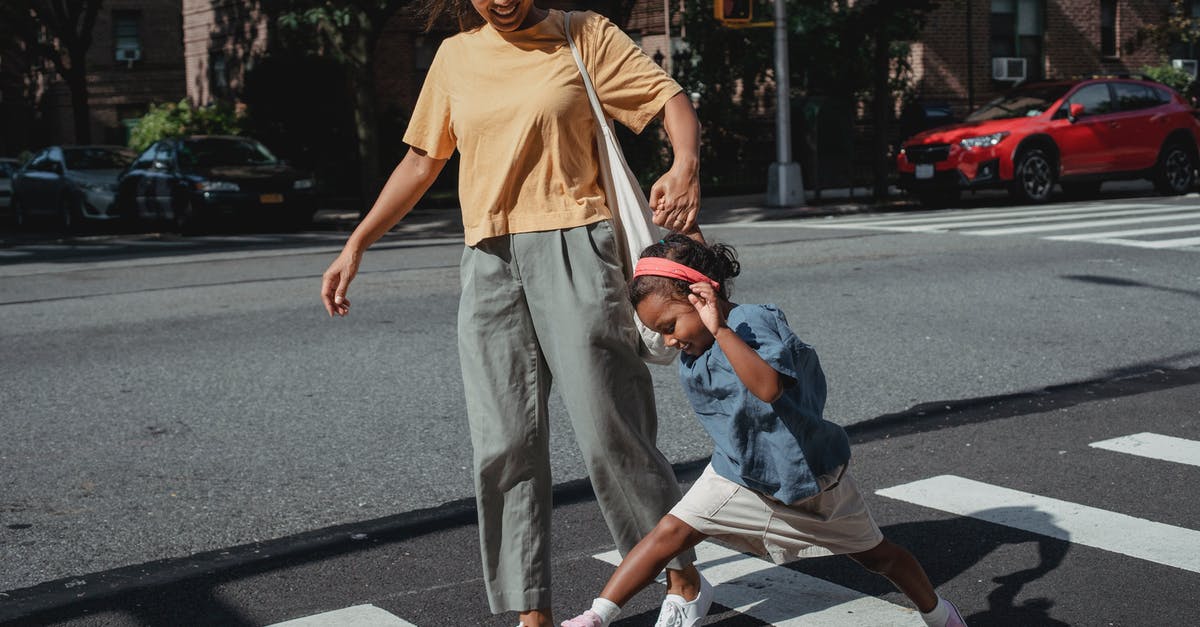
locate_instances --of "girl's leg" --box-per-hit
[600,515,708,606]
[459,239,555,616]
[847,539,938,612]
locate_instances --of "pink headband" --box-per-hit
[633,257,720,289]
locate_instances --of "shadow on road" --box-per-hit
[4,363,1197,626]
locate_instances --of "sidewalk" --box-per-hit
[310,188,918,240]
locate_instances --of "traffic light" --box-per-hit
[714,0,752,25]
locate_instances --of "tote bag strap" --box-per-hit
[564,13,617,146]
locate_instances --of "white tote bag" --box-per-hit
[564,12,675,364]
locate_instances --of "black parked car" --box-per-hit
[12,145,137,229]
[117,136,316,231]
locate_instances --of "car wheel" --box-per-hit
[1153,141,1196,195]
[1010,148,1056,204]
[173,197,198,234]
[914,190,960,208]
[12,194,26,228]
[1060,181,1101,199]
[60,194,84,232]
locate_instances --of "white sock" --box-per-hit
[591,597,621,625]
[920,596,951,627]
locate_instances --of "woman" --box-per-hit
[319,0,706,624]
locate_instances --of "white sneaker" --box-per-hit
[654,573,713,627]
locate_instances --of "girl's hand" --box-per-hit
[687,282,725,334]
[321,249,362,317]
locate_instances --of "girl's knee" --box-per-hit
[650,514,704,547]
[848,539,901,574]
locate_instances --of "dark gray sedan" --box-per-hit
[12,146,137,229]
[116,136,316,231]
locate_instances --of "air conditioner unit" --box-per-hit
[115,46,141,62]
[1171,58,1198,79]
[992,57,1027,81]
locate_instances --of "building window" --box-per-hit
[1100,0,1117,58]
[990,0,1044,80]
[113,11,142,64]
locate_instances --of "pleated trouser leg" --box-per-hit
[459,221,693,614]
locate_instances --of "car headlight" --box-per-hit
[293,178,315,190]
[197,180,240,192]
[959,132,1010,150]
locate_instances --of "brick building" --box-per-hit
[909,0,1183,116]
[180,0,673,120]
[30,0,187,148]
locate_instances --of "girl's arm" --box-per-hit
[689,284,790,403]
[320,147,448,316]
[649,92,702,239]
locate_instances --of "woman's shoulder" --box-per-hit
[568,10,619,44]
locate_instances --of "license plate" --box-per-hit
[260,193,284,204]
[915,164,934,179]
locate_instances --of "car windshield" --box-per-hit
[179,138,279,168]
[63,147,136,170]
[966,84,1073,122]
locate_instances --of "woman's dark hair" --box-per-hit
[629,233,741,305]
[418,0,484,32]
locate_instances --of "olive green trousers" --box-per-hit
[457,221,693,613]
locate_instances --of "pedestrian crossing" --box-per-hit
[580,429,1199,626]
[266,430,1198,626]
[718,201,1200,252]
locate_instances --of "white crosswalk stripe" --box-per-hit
[266,604,417,626]
[594,543,924,626]
[876,474,1200,574]
[716,202,1200,251]
[1090,432,1200,468]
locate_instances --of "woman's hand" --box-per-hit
[321,249,362,317]
[649,161,700,236]
[687,282,725,335]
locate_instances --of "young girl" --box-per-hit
[561,234,967,627]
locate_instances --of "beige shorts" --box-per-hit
[669,464,884,564]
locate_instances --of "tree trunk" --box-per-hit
[65,65,91,144]
[348,63,380,217]
[871,28,889,201]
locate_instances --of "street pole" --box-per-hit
[766,0,803,207]
[662,0,672,75]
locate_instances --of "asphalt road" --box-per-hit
[2,190,1199,625]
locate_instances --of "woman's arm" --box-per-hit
[649,92,702,238]
[320,147,448,316]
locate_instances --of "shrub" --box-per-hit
[1142,63,1194,95]
[127,100,245,152]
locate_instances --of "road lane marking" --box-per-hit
[876,475,1200,574]
[1046,224,1200,240]
[266,604,416,626]
[595,542,923,625]
[1090,433,1200,468]
[799,202,1162,226]
[963,211,1200,235]
[817,204,1181,231]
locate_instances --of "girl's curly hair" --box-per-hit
[629,233,741,306]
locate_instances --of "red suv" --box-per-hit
[897,78,1200,206]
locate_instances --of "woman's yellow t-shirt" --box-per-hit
[403,9,682,246]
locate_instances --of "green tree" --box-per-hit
[674,0,934,196]
[127,100,245,152]
[0,0,105,143]
[270,0,411,212]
